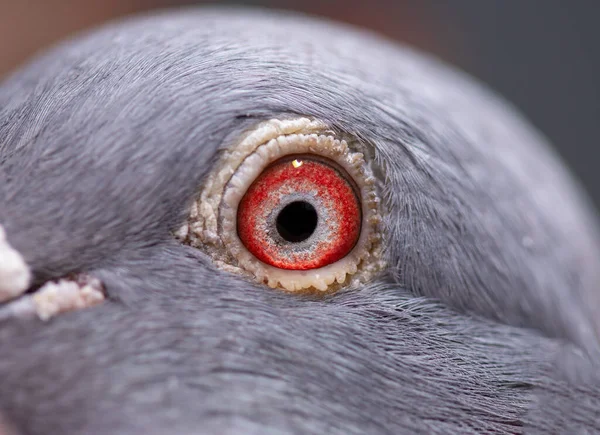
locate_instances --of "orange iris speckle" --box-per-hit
[237,155,362,270]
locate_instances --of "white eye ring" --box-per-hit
[178,118,384,292]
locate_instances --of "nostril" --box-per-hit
[0,224,31,302]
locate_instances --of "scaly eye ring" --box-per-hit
[178,118,384,292]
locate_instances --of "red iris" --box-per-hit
[237,155,362,270]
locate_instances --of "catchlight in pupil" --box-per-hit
[276,201,318,243]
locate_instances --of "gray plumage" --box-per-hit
[0,7,599,434]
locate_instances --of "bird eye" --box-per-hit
[237,154,362,270]
[179,118,384,292]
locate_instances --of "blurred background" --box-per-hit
[1,0,598,206]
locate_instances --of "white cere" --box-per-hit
[0,224,31,302]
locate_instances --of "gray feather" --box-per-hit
[0,7,598,434]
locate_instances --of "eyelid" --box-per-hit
[178,118,385,292]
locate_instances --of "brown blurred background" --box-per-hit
[1,0,598,207]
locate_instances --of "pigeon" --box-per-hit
[0,8,598,434]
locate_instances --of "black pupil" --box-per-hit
[276,201,318,243]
